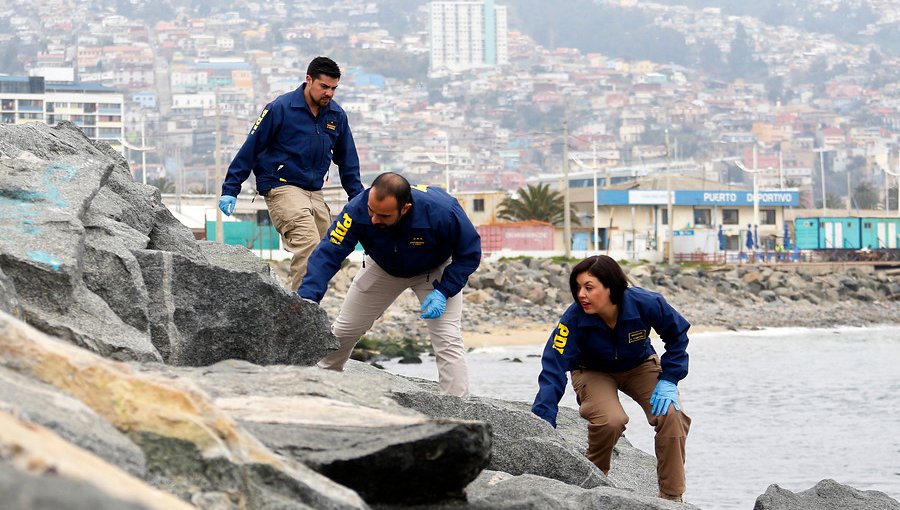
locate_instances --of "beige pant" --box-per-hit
[264,185,331,292]
[571,356,691,498]
[318,256,469,397]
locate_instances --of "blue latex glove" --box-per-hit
[218,195,236,216]
[649,380,681,416]
[419,289,447,319]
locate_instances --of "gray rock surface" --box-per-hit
[373,470,696,510]
[753,479,900,510]
[0,462,152,510]
[0,366,146,477]
[0,121,334,368]
[169,360,490,504]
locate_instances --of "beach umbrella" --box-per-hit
[745,226,753,251]
[718,225,726,251]
[783,223,791,250]
[753,224,760,250]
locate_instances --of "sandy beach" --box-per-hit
[463,322,729,348]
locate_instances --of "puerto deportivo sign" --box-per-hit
[596,190,799,207]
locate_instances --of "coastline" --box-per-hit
[463,322,731,348]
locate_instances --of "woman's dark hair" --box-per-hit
[307,56,341,80]
[569,255,629,305]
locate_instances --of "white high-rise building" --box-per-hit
[429,0,508,74]
[0,76,125,154]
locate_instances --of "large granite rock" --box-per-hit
[754,479,900,510]
[0,121,335,367]
[385,380,610,489]
[170,360,492,505]
[0,410,192,510]
[0,462,152,510]
[0,310,367,510]
[372,470,696,510]
[0,365,146,477]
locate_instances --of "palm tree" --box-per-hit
[497,183,581,226]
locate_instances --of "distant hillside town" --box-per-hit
[1,0,899,262]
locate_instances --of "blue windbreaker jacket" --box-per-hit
[221,84,363,199]
[531,287,690,427]
[298,185,482,303]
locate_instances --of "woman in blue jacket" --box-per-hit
[531,255,692,502]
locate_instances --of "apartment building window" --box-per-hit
[693,208,711,225]
[722,209,739,225]
[473,198,484,212]
[661,209,668,225]
[1,99,13,110]
[761,209,776,225]
[98,127,120,139]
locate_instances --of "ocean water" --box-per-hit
[381,326,900,509]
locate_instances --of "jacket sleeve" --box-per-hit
[433,200,482,298]
[650,294,690,384]
[297,204,360,302]
[222,102,281,197]
[331,113,364,200]
[531,318,580,428]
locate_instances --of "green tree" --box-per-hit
[497,183,581,227]
[853,180,879,210]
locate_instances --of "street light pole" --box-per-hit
[563,120,571,258]
[592,169,598,253]
[665,128,673,265]
[817,148,827,217]
[214,107,224,243]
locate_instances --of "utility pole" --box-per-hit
[847,169,852,215]
[214,108,224,243]
[665,128,673,265]
[141,117,147,186]
[444,136,451,192]
[818,148,827,217]
[563,120,571,258]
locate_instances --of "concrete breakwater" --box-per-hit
[304,258,900,352]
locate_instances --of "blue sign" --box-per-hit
[674,230,694,236]
[595,189,799,207]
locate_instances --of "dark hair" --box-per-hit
[307,56,341,81]
[371,172,412,211]
[569,255,629,305]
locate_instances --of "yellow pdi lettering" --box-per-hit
[412,184,428,193]
[552,323,569,354]
[329,213,353,245]
[249,108,268,135]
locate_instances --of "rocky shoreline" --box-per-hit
[1,122,898,510]
[288,257,900,357]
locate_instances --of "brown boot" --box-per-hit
[658,491,683,503]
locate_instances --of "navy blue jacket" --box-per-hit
[298,185,482,303]
[221,84,363,199]
[531,287,690,427]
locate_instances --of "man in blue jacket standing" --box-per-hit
[218,56,364,291]
[299,172,481,397]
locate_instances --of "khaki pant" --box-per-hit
[318,256,469,397]
[571,356,691,498]
[264,186,331,292]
